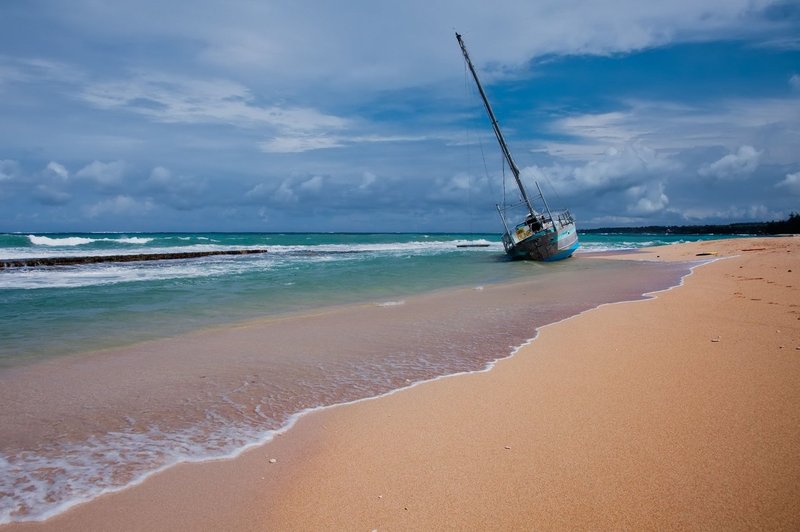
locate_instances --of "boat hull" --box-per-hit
[504,222,579,261]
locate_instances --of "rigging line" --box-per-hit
[465,59,498,211]
[502,155,506,207]
[477,127,493,196]
[462,60,476,231]
[464,61,486,231]
[542,172,564,209]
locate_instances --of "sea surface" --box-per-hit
[0,232,734,523]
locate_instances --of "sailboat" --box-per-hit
[456,32,579,261]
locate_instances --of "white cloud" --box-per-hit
[299,175,324,193]
[44,161,69,181]
[625,181,669,215]
[791,74,800,90]
[555,112,649,148]
[776,171,800,195]
[698,145,762,179]
[86,195,153,217]
[526,142,680,195]
[260,135,345,153]
[260,134,428,154]
[547,97,799,165]
[75,160,125,186]
[82,74,347,132]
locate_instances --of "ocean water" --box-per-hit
[0,232,729,523]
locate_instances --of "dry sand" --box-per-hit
[6,236,799,531]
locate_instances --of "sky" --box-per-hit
[1,0,798,232]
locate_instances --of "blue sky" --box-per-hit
[1,0,798,232]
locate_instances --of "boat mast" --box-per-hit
[456,32,536,217]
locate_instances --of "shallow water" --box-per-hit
[0,232,709,523]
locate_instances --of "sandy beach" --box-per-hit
[6,236,799,531]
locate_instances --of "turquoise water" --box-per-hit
[0,231,736,366]
[0,231,739,523]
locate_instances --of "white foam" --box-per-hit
[25,235,153,247]
[376,300,405,307]
[2,238,503,289]
[266,239,500,256]
[0,256,276,289]
[0,416,298,524]
[27,235,96,246]
[115,237,153,245]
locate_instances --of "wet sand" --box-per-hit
[6,236,800,530]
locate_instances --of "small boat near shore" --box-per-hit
[456,32,579,261]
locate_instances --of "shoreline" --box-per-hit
[4,236,799,530]
[2,254,687,524]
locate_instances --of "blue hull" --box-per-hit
[541,240,580,261]
[505,220,579,261]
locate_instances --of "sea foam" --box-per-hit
[27,235,154,246]
[27,235,96,246]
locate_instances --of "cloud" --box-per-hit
[147,166,172,186]
[677,203,780,221]
[698,145,762,179]
[44,161,69,181]
[146,166,204,193]
[791,74,800,90]
[429,172,490,204]
[75,160,125,186]
[246,177,332,205]
[546,97,799,166]
[0,57,80,91]
[260,135,345,153]
[0,159,20,181]
[1,1,797,231]
[625,181,669,215]
[271,180,297,204]
[554,112,648,148]
[244,182,271,201]
[359,172,377,190]
[145,166,208,210]
[86,195,153,217]
[260,134,428,153]
[299,175,324,193]
[82,74,347,133]
[58,0,782,90]
[517,142,681,221]
[527,142,680,195]
[776,171,800,194]
[244,173,397,213]
[33,184,71,205]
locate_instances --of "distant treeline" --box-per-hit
[581,212,800,235]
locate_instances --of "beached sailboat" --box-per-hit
[456,32,579,261]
